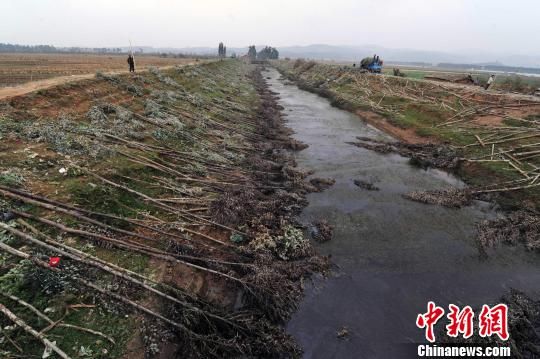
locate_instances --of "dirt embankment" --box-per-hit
[0,61,327,358]
[355,109,431,144]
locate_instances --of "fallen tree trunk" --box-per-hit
[1,292,115,344]
[0,303,71,359]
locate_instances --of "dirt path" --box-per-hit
[0,62,199,100]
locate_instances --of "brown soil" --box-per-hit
[356,109,431,144]
[123,333,145,359]
[471,115,505,126]
[471,106,540,127]
[0,74,97,99]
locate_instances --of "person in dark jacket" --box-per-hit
[127,54,135,72]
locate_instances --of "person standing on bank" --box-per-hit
[485,74,495,90]
[127,54,135,73]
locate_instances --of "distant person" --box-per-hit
[127,54,135,73]
[485,74,495,90]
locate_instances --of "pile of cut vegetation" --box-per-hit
[403,188,473,208]
[476,210,540,252]
[349,137,462,170]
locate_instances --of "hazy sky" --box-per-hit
[2,0,539,55]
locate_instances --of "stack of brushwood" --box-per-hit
[403,188,473,208]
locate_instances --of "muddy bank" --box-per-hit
[218,66,329,320]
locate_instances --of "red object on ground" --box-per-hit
[49,257,61,267]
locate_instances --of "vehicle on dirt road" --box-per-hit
[360,56,383,73]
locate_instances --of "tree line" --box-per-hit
[0,43,125,54]
[246,45,279,60]
[256,46,279,60]
[0,43,58,53]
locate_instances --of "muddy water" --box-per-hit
[263,68,540,359]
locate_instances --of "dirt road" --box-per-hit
[0,62,200,100]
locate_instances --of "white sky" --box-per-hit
[1,0,539,55]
